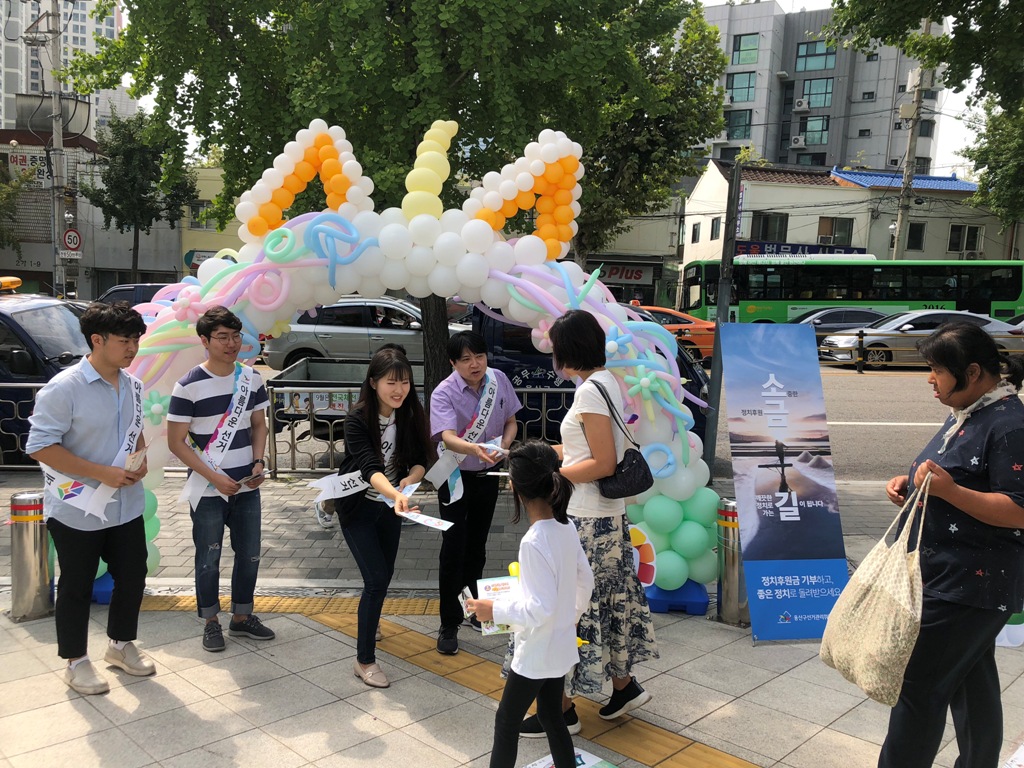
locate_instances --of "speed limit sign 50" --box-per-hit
[62,228,82,251]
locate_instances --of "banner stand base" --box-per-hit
[644,581,709,615]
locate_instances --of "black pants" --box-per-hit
[438,471,499,628]
[340,497,402,664]
[490,669,576,768]
[47,516,148,659]
[878,594,1008,768]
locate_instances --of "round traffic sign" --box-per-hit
[62,228,81,251]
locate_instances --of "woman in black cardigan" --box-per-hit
[334,347,431,688]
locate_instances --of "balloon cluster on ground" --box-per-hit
[126,119,712,590]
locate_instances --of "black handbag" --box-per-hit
[583,380,654,499]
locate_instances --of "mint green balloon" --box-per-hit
[654,550,689,591]
[686,549,719,584]
[144,514,161,540]
[146,541,161,576]
[670,520,710,559]
[643,494,684,534]
[143,490,158,521]
[635,522,671,553]
[47,536,56,575]
[681,486,720,527]
[96,558,108,579]
[626,503,645,525]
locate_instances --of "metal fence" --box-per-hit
[0,382,44,470]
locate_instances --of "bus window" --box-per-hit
[974,266,1021,301]
[868,266,906,301]
[905,265,960,301]
[682,265,703,311]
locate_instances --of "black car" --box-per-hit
[96,283,169,305]
[787,307,888,338]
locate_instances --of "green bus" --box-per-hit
[680,257,1024,323]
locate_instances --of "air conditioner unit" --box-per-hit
[790,135,806,148]
[776,70,790,79]
[817,235,834,245]
[793,98,810,112]
[963,250,980,261]
[724,96,734,108]
[711,131,730,144]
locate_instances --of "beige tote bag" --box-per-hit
[820,474,930,706]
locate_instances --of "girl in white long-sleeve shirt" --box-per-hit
[468,440,594,768]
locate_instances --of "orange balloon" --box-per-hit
[330,174,351,195]
[537,224,559,241]
[321,158,342,178]
[303,146,321,166]
[476,208,497,227]
[557,224,574,241]
[559,156,580,174]
[248,216,269,236]
[535,196,556,214]
[318,145,339,162]
[515,191,536,209]
[326,192,345,210]
[493,214,506,230]
[283,174,304,194]
[545,238,561,259]
[535,213,556,229]
[553,205,574,225]
[500,199,518,218]
[532,178,555,197]
[259,202,282,224]
[314,132,333,149]
[271,187,294,209]
[294,161,316,182]
[543,163,564,183]
[553,189,572,206]
[558,174,576,190]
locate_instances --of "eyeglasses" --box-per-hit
[210,333,242,343]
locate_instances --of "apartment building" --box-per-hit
[704,1,947,173]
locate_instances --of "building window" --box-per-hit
[866,53,879,62]
[948,224,983,253]
[782,81,795,112]
[189,201,220,231]
[915,157,931,174]
[894,121,905,130]
[795,153,827,166]
[862,91,875,100]
[711,217,722,241]
[818,217,854,247]
[858,129,871,137]
[918,119,935,138]
[799,115,829,144]
[802,78,834,107]
[691,222,701,243]
[796,41,835,72]
[898,84,907,93]
[889,158,900,166]
[890,222,926,251]
[720,147,741,161]
[732,34,758,65]
[751,212,789,241]
[922,89,937,100]
[726,109,752,140]
[726,72,756,102]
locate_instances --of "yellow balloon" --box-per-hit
[416,139,446,156]
[415,151,451,180]
[444,120,459,138]
[423,128,451,151]
[431,119,448,131]
[508,561,520,578]
[402,190,443,220]
[405,167,444,195]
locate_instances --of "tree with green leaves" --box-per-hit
[0,165,35,255]
[71,0,724,389]
[826,0,1024,107]
[80,110,198,283]
[961,99,1024,230]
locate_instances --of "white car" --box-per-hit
[819,310,1024,369]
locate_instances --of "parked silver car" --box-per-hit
[264,296,470,370]
[820,309,1024,369]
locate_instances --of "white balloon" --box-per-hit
[342,160,363,179]
[571,141,583,158]
[333,266,363,296]
[574,165,585,181]
[288,278,315,315]
[197,257,232,285]
[379,207,407,227]
[688,458,711,490]
[470,187,486,201]
[237,243,261,263]
[560,261,587,286]
[358,176,375,195]
[250,183,272,205]
[409,214,442,247]
[336,139,354,154]
[440,208,469,233]
[524,142,542,161]
[434,231,466,267]
[570,201,582,217]
[379,260,410,291]
[656,466,698,501]
[499,180,518,200]
[505,298,540,325]
[405,274,433,298]
[569,220,579,235]
[635,485,660,505]
[237,224,257,243]
[482,190,503,211]
[235,201,258,221]
[239,191,253,203]
[456,252,490,289]
[272,154,294,174]
[515,172,535,192]
[485,241,515,272]
[462,198,484,217]
[513,235,547,266]
[346,186,368,206]
[458,286,482,304]
[336,202,359,221]
[540,143,559,164]
[262,168,284,188]
[514,157,531,173]
[378,224,414,260]
[529,159,546,176]
[309,118,329,133]
[354,245,387,277]
[283,141,304,161]
[357,277,387,299]
[480,278,511,309]
[352,210,383,239]
[462,219,495,253]
[427,265,461,298]
[501,164,517,179]
[295,128,313,144]
[482,171,502,192]
[406,246,437,277]
[635,416,674,446]
[560,242,570,258]
[328,125,347,140]
[556,137,574,157]
[687,432,704,460]
[538,129,556,143]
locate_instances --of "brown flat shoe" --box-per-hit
[353,660,390,688]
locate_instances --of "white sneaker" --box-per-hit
[64,660,110,695]
[104,642,156,676]
[315,500,337,529]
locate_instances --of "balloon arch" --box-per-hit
[125,119,722,594]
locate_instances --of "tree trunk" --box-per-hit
[420,294,450,402]
[131,225,140,283]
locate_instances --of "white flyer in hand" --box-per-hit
[480,437,508,457]
[397,510,453,530]
[125,445,149,473]
[376,482,421,507]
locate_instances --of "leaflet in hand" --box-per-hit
[376,482,420,507]
[476,575,520,635]
[480,438,508,457]
[125,445,148,473]
[236,472,264,485]
[397,510,453,530]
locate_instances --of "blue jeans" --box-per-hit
[340,496,402,664]
[191,490,262,619]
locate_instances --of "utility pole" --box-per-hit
[891,20,932,261]
[49,0,66,296]
[702,160,743,477]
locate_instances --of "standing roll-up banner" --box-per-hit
[719,323,849,641]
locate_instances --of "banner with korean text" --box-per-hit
[720,323,848,641]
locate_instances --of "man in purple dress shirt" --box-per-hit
[430,331,520,655]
